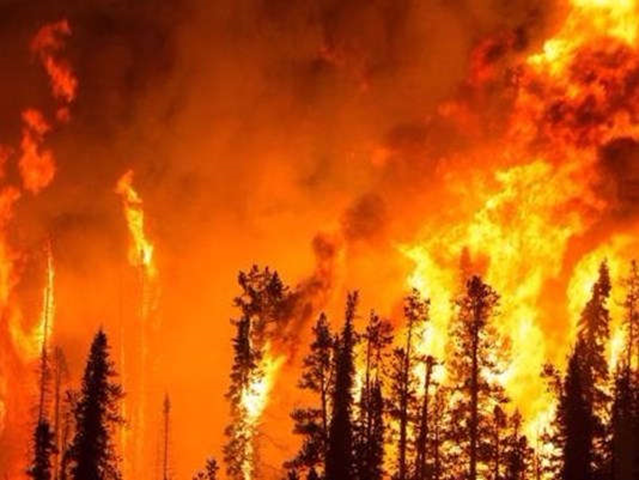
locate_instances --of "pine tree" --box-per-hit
[447,275,508,480]
[503,412,532,480]
[325,292,358,480]
[488,405,508,480]
[611,365,634,480]
[622,261,639,370]
[192,458,219,480]
[67,329,124,480]
[559,341,593,480]
[287,313,335,474]
[52,348,69,480]
[355,311,392,480]
[28,419,56,480]
[577,261,611,475]
[389,289,429,480]
[225,266,291,480]
[415,356,436,480]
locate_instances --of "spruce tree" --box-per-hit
[287,313,335,474]
[325,292,358,480]
[447,275,508,480]
[67,329,124,480]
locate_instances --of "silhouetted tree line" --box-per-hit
[24,260,639,480]
[279,261,639,480]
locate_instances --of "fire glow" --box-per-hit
[1,0,639,479]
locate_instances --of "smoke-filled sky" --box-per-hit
[6,0,637,477]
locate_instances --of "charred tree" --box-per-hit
[325,292,359,480]
[67,329,124,480]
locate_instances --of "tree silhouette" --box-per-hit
[355,311,392,480]
[415,355,437,480]
[192,458,219,480]
[67,329,124,480]
[622,261,639,370]
[502,411,532,480]
[559,341,593,480]
[447,275,508,480]
[325,292,358,480]
[287,313,335,475]
[611,365,636,480]
[28,419,56,480]
[389,289,429,480]
[577,261,611,477]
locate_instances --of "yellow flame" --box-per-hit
[115,170,157,280]
[239,342,284,480]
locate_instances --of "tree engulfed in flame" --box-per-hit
[115,169,160,478]
[239,343,284,480]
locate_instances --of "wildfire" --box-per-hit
[239,343,284,480]
[401,0,639,441]
[115,170,158,284]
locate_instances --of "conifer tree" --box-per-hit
[325,292,358,480]
[389,289,429,480]
[287,313,335,474]
[622,260,639,370]
[415,356,436,480]
[502,412,532,480]
[67,329,124,480]
[488,405,508,480]
[28,420,56,480]
[611,366,635,480]
[192,458,219,480]
[577,262,612,478]
[355,311,392,480]
[447,276,508,480]
[225,266,291,480]
[559,341,593,480]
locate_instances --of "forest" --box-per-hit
[26,261,639,480]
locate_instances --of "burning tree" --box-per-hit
[446,275,508,480]
[388,289,430,480]
[224,266,290,480]
[354,311,393,480]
